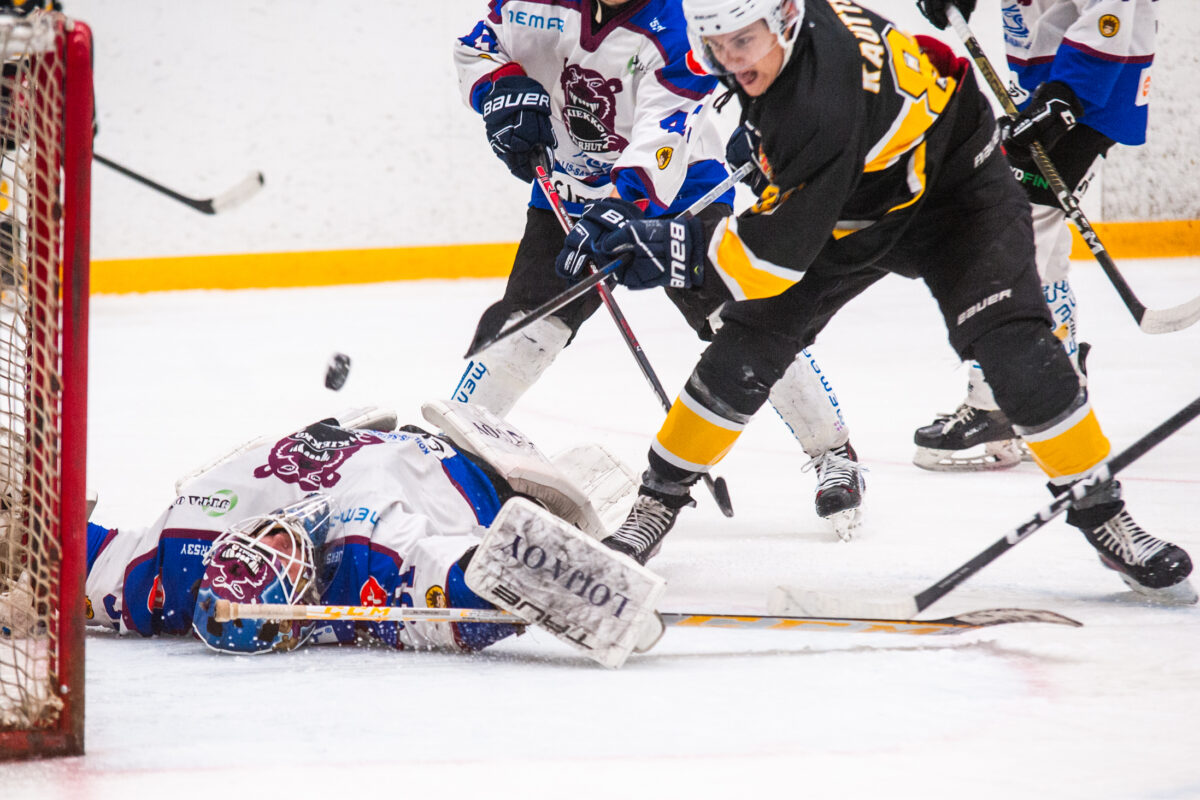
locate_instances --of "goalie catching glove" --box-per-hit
[555,197,705,290]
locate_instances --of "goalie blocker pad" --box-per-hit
[422,399,635,539]
[465,497,666,669]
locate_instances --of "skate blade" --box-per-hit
[825,507,862,542]
[912,440,1022,472]
[1117,574,1199,605]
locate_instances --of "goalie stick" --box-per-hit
[95,152,264,215]
[530,156,736,517]
[946,6,1200,335]
[779,393,1200,620]
[213,599,1080,638]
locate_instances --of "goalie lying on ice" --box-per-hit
[77,401,663,667]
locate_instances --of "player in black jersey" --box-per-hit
[552,0,1194,603]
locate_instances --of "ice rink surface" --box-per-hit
[3,257,1199,798]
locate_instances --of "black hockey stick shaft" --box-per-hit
[947,7,1200,335]
[913,393,1200,613]
[532,156,735,517]
[94,152,264,215]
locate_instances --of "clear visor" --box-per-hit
[688,19,779,76]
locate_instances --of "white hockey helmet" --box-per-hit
[683,0,804,76]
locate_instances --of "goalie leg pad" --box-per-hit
[464,498,666,668]
[768,348,848,457]
[452,314,571,418]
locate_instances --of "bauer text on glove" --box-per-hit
[555,198,644,282]
[595,216,706,291]
[481,75,556,184]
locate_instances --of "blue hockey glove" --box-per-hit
[555,198,644,282]
[595,214,706,291]
[916,0,976,30]
[481,75,555,183]
[1002,81,1084,155]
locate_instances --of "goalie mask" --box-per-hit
[192,494,335,654]
[683,0,804,77]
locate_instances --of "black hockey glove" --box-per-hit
[555,197,643,282]
[1002,81,1084,155]
[725,125,771,197]
[594,205,705,291]
[916,0,976,30]
[481,75,556,183]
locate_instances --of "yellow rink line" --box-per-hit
[89,221,1196,294]
[90,242,519,294]
[1069,219,1198,260]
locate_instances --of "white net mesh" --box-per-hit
[0,10,68,732]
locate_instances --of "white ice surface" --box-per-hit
[4,258,1199,797]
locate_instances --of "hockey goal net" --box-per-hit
[0,10,91,761]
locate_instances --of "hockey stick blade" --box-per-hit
[95,152,265,215]
[777,393,1200,619]
[207,171,266,214]
[1138,294,1200,334]
[665,607,1081,636]
[946,6,1200,335]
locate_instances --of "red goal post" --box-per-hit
[0,9,91,761]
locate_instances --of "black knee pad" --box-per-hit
[694,319,798,416]
[970,318,1080,428]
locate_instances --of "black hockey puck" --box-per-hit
[325,352,351,391]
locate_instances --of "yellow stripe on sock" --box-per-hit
[1023,408,1111,480]
[652,395,743,472]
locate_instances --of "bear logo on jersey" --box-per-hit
[204,541,272,601]
[253,422,382,492]
[1098,15,1119,38]
[560,63,629,153]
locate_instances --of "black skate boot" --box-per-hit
[913,403,1021,472]
[805,441,866,541]
[1078,509,1197,604]
[602,487,695,565]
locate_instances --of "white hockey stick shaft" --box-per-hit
[214,599,1079,636]
[946,6,1200,334]
[214,599,516,624]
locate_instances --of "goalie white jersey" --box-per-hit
[85,420,517,652]
[455,0,729,216]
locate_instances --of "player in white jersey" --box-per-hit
[913,0,1157,470]
[452,0,866,538]
[65,405,648,659]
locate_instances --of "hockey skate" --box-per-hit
[804,442,866,541]
[913,404,1022,472]
[602,488,694,565]
[1081,510,1197,604]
